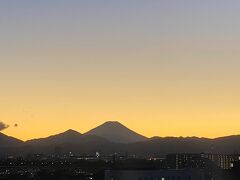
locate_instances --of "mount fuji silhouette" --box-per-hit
[85,121,147,143]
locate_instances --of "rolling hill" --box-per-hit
[0,132,23,147]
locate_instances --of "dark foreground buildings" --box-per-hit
[165,153,239,170]
[105,169,205,180]
[0,153,240,180]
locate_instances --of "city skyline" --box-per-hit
[1,0,240,140]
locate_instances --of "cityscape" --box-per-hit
[0,152,240,180]
[1,121,240,180]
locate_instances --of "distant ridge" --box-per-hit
[0,132,23,147]
[25,129,82,146]
[85,121,148,143]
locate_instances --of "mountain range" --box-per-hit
[1,121,240,156]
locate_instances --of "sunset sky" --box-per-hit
[1,0,240,141]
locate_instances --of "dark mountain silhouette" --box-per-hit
[1,122,240,156]
[85,121,148,143]
[25,129,82,146]
[126,136,240,156]
[0,132,23,147]
[208,135,240,154]
[24,130,120,155]
[127,137,212,156]
[21,135,240,156]
[0,132,24,156]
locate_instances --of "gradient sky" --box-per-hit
[1,0,240,141]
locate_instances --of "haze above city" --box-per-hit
[1,0,240,141]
